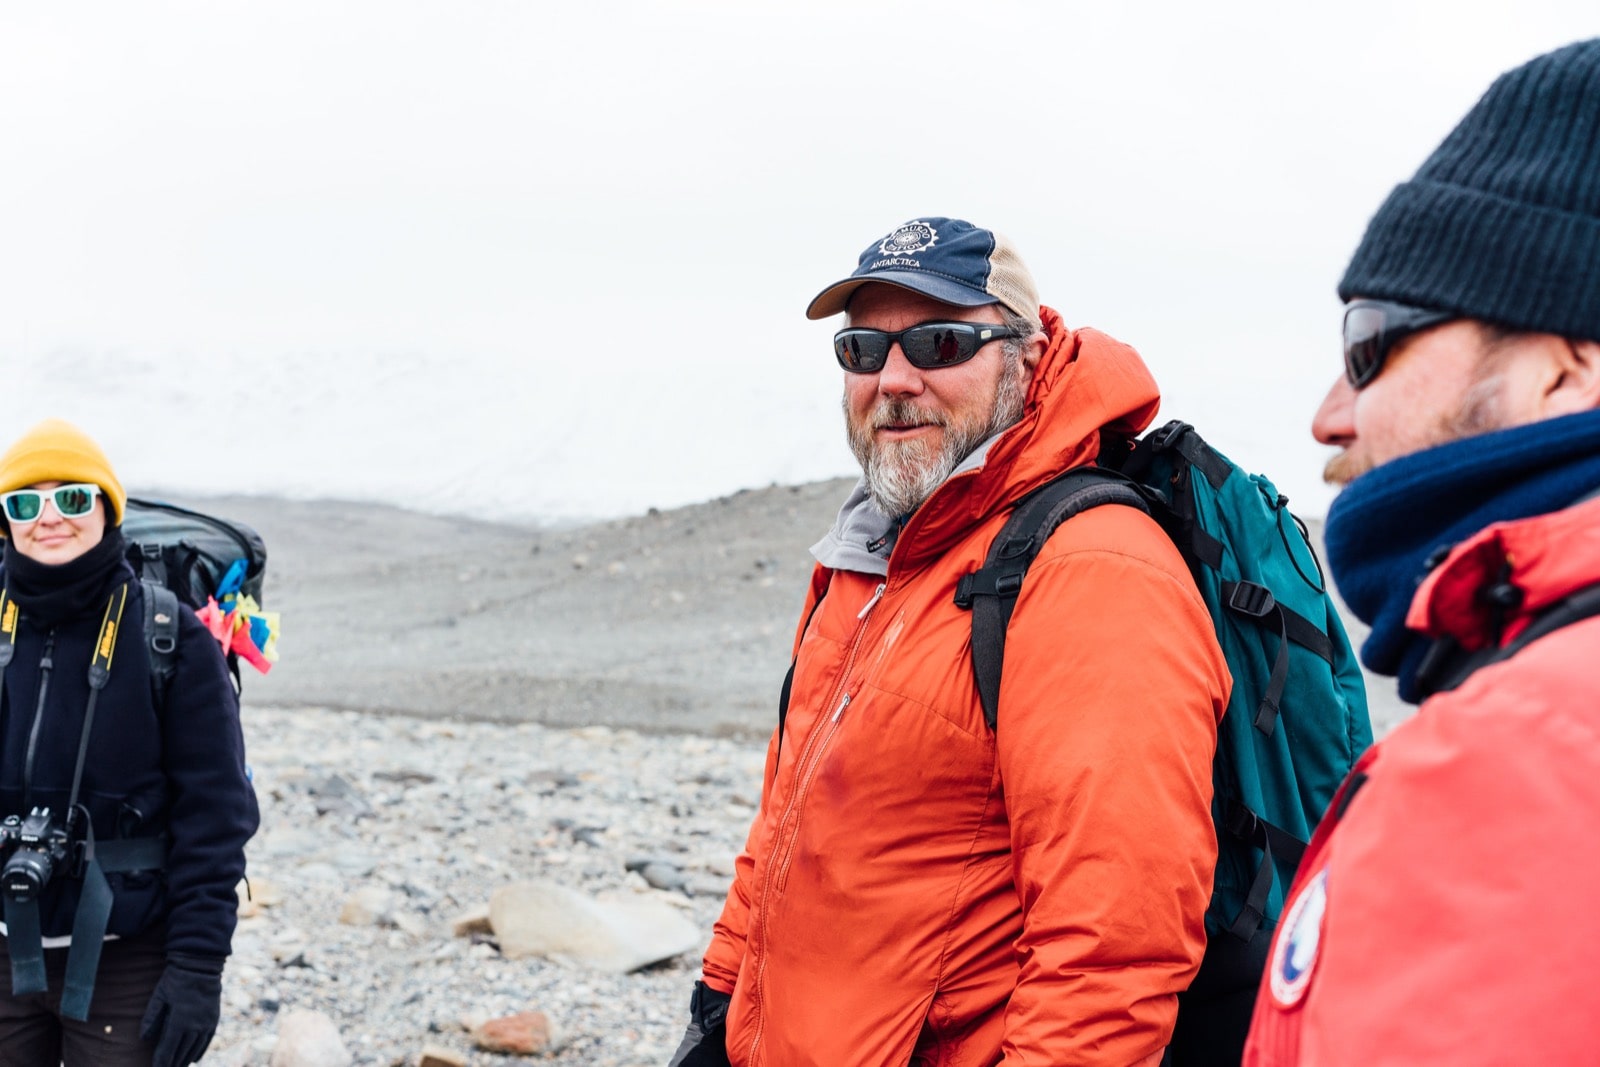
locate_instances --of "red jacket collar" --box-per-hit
[1407,494,1600,651]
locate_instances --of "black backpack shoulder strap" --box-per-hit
[141,579,180,708]
[1415,578,1600,697]
[954,467,1151,730]
[775,581,830,759]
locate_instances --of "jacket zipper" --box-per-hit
[773,583,883,886]
[748,580,887,1064]
[22,629,56,807]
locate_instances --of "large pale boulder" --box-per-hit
[338,885,394,927]
[269,1009,352,1067]
[489,879,700,972]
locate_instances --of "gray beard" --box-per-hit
[847,355,1029,518]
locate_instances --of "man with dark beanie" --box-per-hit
[1245,39,1600,1064]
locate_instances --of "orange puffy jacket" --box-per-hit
[702,310,1231,1066]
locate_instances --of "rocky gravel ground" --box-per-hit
[208,705,766,1066]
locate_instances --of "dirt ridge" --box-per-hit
[173,479,1405,739]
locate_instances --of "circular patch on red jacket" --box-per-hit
[1269,867,1328,1008]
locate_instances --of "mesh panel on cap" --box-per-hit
[985,231,1041,324]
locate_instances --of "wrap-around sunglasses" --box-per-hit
[834,321,1023,373]
[1343,299,1456,389]
[1,483,101,524]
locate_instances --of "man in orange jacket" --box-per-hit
[1244,39,1600,1065]
[669,218,1230,1066]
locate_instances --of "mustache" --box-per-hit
[1322,450,1365,487]
[869,399,948,431]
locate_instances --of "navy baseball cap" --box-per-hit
[805,217,1041,321]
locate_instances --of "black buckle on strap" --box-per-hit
[954,568,1022,609]
[1223,800,1260,843]
[1226,581,1276,619]
[1149,420,1193,451]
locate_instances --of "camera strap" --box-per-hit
[63,584,127,836]
[60,834,114,1021]
[51,586,129,1022]
[0,589,47,1004]
[2,832,168,1020]
[0,588,16,717]
[2,893,47,998]
[0,583,120,811]
[57,833,170,1020]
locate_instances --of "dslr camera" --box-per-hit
[0,807,77,903]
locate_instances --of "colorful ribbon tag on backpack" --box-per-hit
[215,559,249,600]
[194,557,280,673]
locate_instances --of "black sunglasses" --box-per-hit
[1343,299,1456,389]
[833,321,1023,373]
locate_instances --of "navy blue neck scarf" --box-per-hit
[1323,409,1600,703]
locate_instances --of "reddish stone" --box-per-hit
[472,1011,554,1055]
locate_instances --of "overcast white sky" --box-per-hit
[2,2,1596,521]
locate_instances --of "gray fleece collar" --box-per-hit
[810,432,1003,575]
[810,478,895,576]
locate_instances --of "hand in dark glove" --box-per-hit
[667,979,733,1067]
[140,953,224,1067]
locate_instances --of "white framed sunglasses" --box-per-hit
[0,484,102,524]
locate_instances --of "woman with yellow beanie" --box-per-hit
[0,419,258,1067]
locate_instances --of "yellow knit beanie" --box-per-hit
[0,419,126,527]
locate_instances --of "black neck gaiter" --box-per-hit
[2,527,132,626]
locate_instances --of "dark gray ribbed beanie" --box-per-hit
[1339,38,1600,341]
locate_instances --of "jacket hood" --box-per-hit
[890,306,1162,570]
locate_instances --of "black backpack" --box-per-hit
[122,497,269,694]
[952,422,1372,1067]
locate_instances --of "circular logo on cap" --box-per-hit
[879,221,938,257]
[1269,867,1328,1008]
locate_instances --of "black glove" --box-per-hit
[667,979,733,1067]
[140,953,224,1067]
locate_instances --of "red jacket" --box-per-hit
[1244,494,1600,1065]
[703,310,1231,1066]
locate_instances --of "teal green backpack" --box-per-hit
[953,420,1372,1064]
